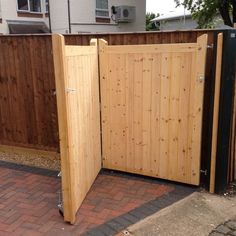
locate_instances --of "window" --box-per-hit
[45,0,49,13]
[17,0,42,13]
[18,0,29,11]
[96,0,109,18]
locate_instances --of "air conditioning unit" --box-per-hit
[114,6,136,23]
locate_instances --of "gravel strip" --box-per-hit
[0,150,60,171]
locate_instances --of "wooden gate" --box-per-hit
[52,35,101,224]
[99,35,208,185]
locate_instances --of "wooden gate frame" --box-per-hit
[51,32,233,223]
[98,35,208,186]
[52,34,102,224]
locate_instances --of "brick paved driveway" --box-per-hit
[0,161,195,236]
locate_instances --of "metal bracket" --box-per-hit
[57,171,64,216]
[66,88,77,93]
[200,169,207,176]
[207,44,214,49]
[198,75,205,82]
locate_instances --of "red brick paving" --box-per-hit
[0,166,173,235]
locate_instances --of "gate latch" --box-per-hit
[207,44,214,49]
[66,88,77,93]
[198,75,205,82]
[200,169,207,176]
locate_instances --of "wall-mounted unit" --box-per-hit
[114,6,136,23]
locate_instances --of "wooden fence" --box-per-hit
[0,30,214,154]
[1,30,235,186]
[0,36,58,151]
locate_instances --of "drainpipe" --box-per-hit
[67,0,71,33]
[48,0,52,33]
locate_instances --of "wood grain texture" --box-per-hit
[52,35,101,224]
[99,35,208,185]
[210,33,223,193]
[0,36,59,151]
[0,31,214,156]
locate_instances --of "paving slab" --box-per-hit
[123,192,236,236]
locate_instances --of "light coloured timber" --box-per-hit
[65,46,97,57]
[103,43,198,54]
[99,35,208,185]
[52,35,101,224]
[52,34,74,223]
[209,34,223,193]
[189,34,208,185]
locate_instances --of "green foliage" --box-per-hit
[174,0,235,28]
[146,12,159,31]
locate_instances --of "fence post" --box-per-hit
[209,33,223,193]
[52,34,75,224]
[214,30,236,193]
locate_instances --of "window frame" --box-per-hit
[17,0,42,14]
[45,0,49,13]
[95,0,109,19]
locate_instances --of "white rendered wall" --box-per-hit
[0,0,146,34]
[0,0,49,34]
[69,0,146,33]
[49,0,69,33]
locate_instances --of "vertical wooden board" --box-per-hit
[210,33,223,193]
[178,53,193,183]
[168,53,181,180]
[133,54,144,173]
[150,53,161,177]
[52,34,74,223]
[125,53,135,171]
[159,53,171,179]
[99,39,111,168]
[190,35,208,185]
[109,53,127,170]
[141,54,152,173]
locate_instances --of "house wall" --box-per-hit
[49,0,146,34]
[0,0,146,34]
[48,0,69,33]
[0,0,49,34]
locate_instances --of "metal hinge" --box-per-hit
[200,169,207,176]
[207,44,214,49]
[198,75,205,82]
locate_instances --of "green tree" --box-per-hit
[175,0,236,28]
[146,12,159,31]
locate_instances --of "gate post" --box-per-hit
[214,30,236,193]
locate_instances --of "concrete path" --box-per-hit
[123,192,236,236]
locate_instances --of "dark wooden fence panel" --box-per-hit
[0,36,59,151]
